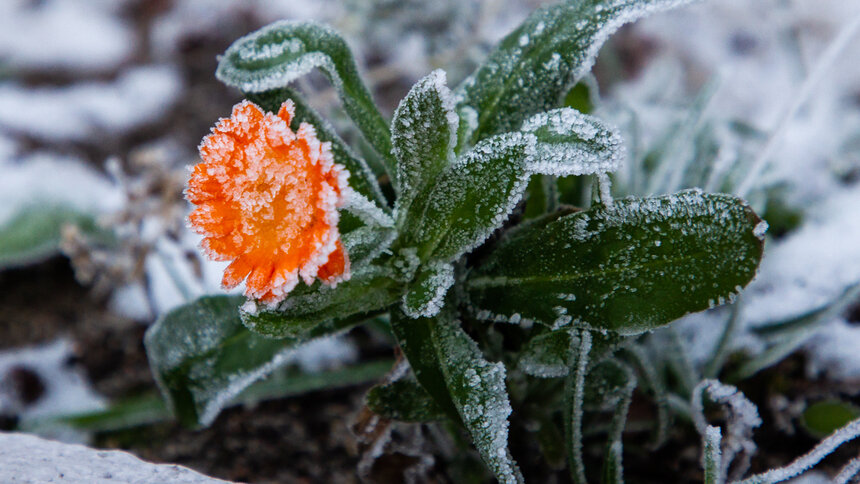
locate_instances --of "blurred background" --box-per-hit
[0,0,858,482]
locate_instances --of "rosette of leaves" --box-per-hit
[144,0,766,481]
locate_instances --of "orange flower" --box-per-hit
[187,100,351,305]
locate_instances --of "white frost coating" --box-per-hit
[0,340,106,427]
[0,432,232,483]
[702,425,723,484]
[753,221,769,240]
[0,65,183,142]
[195,335,356,426]
[391,69,458,205]
[402,262,455,318]
[216,20,345,93]
[0,0,133,72]
[692,380,761,482]
[437,320,522,483]
[342,189,394,228]
[521,108,625,176]
[458,105,479,145]
[569,331,593,484]
[835,457,860,484]
[735,418,860,484]
[597,172,614,206]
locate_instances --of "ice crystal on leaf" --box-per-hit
[187,100,351,305]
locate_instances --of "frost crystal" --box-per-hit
[521,108,624,177]
[435,319,523,483]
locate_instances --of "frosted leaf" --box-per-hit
[400,132,532,263]
[343,190,394,229]
[389,311,523,483]
[521,108,624,176]
[217,20,394,176]
[518,328,573,378]
[341,224,396,266]
[402,262,455,318]
[455,0,697,144]
[365,378,447,422]
[564,330,592,484]
[466,189,764,334]
[392,69,458,207]
[144,295,359,426]
[240,265,401,339]
[433,317,524,484]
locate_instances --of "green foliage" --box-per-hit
[391,69,458,207]
[467,190,764,334]
[390,309,523,483]
[147,1,772,482]
[0,204,103,269]
[802,400,860,439]
[240,266,401,338]
[366,378,447,422]
[144,295,364,426]
[454,0,693,147]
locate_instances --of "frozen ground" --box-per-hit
[0,0,858,482]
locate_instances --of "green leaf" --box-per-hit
[366,378,447,422]
[586,360,636,484]
[245,86,389,209]
[0,205,103,269]
[144,295,360,427]
[392,69,458,209]
[564,80,596,114]
[399,133,531,262]
[518,328,572,378]
[390,310,524,483]
[216,20,395,178]
[467,189,765,334]
[523,175,559,220]
[803,400,860,439]
[521,108,623,177]
[564,330,592,484]
[402,262,455,318]
[341,221,396,266]
[240,266,401,338]
[455,0,693,146]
